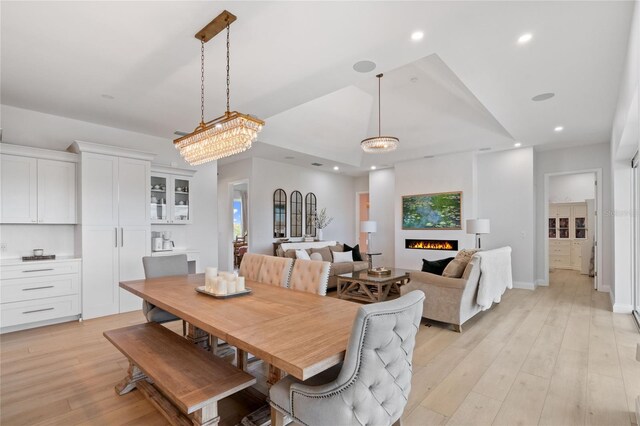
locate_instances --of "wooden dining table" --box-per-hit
[119,273,360,387]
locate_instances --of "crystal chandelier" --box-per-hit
[361,73,399,153]
[174,11,264,165]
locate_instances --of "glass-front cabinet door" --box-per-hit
[172,177,191,224]
[150,174,169,224]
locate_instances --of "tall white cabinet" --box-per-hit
[70,141,154,319]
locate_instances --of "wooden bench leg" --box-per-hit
[237,349,248,371]
[115,362,147,395]
[271,407,285,426]
[267,364,284,387]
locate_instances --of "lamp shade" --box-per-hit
[466,219,490,234]
[360,221,377,233]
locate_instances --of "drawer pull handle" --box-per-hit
[22,307,54,314]
[22,269,55,273]
[22,286,55,291]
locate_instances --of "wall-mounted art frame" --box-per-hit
[273,189,287,238]
[305,192,317,237]
[401,191,462,230]
[290,190,303,238]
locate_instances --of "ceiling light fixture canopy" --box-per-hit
[361,73,399,154]
[174,10,264,165]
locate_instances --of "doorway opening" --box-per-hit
[356,192,370,253]
[231,182,248,270]
[632,152,639,327]
[545,170,602,291]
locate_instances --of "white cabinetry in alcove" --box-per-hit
[69,141,153,319]
[0,145,77,224]
[150,165,196,225]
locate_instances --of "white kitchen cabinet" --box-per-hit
[37,159,76,224]
[0,146,78,224]
[1,155,38,223]
[70,141,153,319]
[549,202,592,271]
[150,165,196,225]
[0,258,81,332]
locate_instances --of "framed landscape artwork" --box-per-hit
[402,191,462,230]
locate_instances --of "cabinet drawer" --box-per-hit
[1,295,80,327]
[1,274,79,303]
[551,246,570,256]
[0,261,80,280]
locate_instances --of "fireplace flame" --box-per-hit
[405,239,458,250]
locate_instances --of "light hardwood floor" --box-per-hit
[1,269,638,425]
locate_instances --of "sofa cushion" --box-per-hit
[329,243,344,253]
[421,257,454,275]
[343,243,363,261]
[442,249,479,278]
[296,249,311,260]
[283,249,297,259]
[311,246,333,262]
[310,252,323,261]
[331,262,354,276]
[332,250,353,263]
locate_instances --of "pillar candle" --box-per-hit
[236,276,246,292]
[217,279,228,295]
[227,278,237,294]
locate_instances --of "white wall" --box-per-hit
[369,169,395,268]
[0,225,75,258]
[221,158,358,259]
[393,153,477,270]
[549,173,595,203]
[534,143,612,290]
[609,1,639,312]
[1,105,218,269]
[478,148,536,288]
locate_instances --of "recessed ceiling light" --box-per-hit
[215,123,222,129]
[532,92,555,102]
[517,33,533,44]
[479,147,492,152]
[101,94,115,100]
[333,166,339,171]
[554,126,564,132]
[514,142,522,147]
[353,60,376,73]
[370,166,377,170]
[411,31,424,41]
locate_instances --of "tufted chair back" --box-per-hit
[239,253,264,282]
[258,256,294,287]
[288,259,330,296]
[286,290,424,426]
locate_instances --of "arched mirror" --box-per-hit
[290,191,303,238]
[305,192,317,236]
[273,189,287,238]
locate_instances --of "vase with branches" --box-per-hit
[313,208,333,240]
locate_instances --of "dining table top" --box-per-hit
[120,273,360,381]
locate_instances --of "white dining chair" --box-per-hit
[288,259,331,296]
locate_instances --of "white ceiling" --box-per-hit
[1,1,635,173]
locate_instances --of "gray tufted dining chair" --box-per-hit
[141,255,188,324]
[269,290,425,426]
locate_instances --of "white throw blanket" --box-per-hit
[476,247,513,310]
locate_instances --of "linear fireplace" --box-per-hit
[405,239,458,251]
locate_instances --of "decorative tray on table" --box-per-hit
[367,267,392,276]
[195,286,252,299]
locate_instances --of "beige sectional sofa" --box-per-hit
[275,242,368,289]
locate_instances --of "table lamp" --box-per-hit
[466,219,490,249]
[360,221,377,252]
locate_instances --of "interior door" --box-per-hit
[81,226,119,319]
[0,155,37,223]
[119,226,150,312]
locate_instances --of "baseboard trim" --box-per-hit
[535,279,549,287]
[513,281,536,290]
[612,303,634,314]
[0,315,80,334]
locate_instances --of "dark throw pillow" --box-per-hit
[344,243,363,261]
[421,257,455,275]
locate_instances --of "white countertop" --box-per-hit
[0,256,81,266]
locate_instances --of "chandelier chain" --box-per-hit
[200,38,205,125]
[378,75,381,136]
[226,23,231,114]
